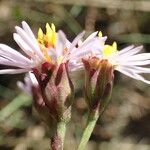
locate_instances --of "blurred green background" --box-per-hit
[0,0,150,149]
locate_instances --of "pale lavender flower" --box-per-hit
[0,21,106,75]
[85,41,150,84]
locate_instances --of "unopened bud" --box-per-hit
[31,62,74,135]
[40,62,74,123]
[83,58,114,113]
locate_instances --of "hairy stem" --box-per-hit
[77,109,99,150]
[51,121,67,150]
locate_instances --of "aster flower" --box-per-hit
[82,38,150,115]
[94,41,150,84]
[0,21,106,75]
[77,36,150,150]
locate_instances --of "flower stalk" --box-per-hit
[32,63,74,150]
[77,107,99,150]
[51,121,67,150]
[78,58,114,150]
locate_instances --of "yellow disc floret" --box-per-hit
[103,42,118,57]
[37,23,57,48]
[98,31,103,38]
[38,28,44,45]
[37,23,57,62]
[45,23,56,47]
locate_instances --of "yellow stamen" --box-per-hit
[98,31,102,38]
[51,23,57,46]
[103,42,118,57]
[43,23,57,47]
[112,41,117,50]
[37,28,44,44]
[51,23,55,32]
[37,23,57,62]
[45,23,52,46]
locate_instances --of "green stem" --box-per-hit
[57,121,66,148]
[77,109,99,150]
[51,121,67,150]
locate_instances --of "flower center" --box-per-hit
[37,23,57,62]
[102,42,117,57]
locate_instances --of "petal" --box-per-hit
[119,60,150,66]
[15,26,44,59]
[22,21,38,43]
[0,56,33,68]
[13,33,35,58]
[116,46,143,62]
[55,30,67,57]
[0,44,32,64]
[0,69,30,74]
[69,31,85,52]
[133,73,150,84]
[28,72,38,85]
[70,37,104,59]
[116,67,150,84]
[78,37,104,51]
[125,53,150,61]
[118,45,135,55]
[81,31,98,45]
[120,65,150,73]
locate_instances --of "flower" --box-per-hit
[0,21,106,75]
[82,34,150,113]
[87,40,150,84]
[83,58,114,111]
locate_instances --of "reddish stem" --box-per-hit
[51,133,62,150]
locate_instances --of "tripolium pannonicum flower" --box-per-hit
[0,21,78,150]
[77,34,150,150]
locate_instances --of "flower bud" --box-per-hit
[36,62,74,124]
[83,57,114,113]
[31,62,74,137]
